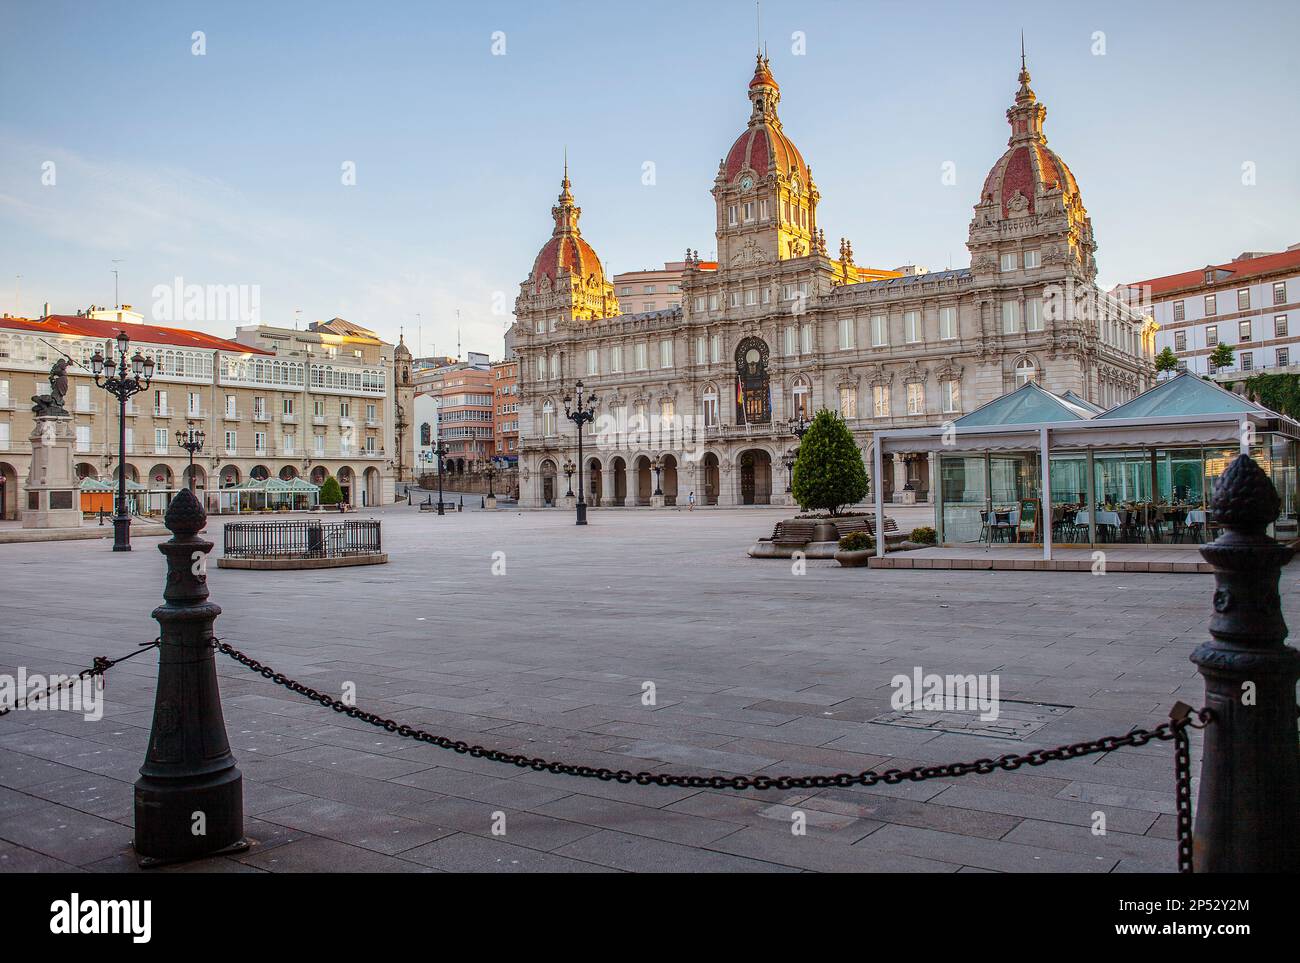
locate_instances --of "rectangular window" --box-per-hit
[729,291,740,308]
[76,424,91,449]
[906,382,924,415]
[635,343,648,371]
[1205,294,1217,316]
[784,326,796,357]
[839,317,855,350]
[1173,300,1185,321]
[742,202,754,222]
[643,285,655,295]
[1275,314,1289,337]
[660,340,673,368]
[1025,299,1043,332]
[1000,252,1017,272]
[1002,301,1019,334]
[154,428,168,454]
[761,286,771,304]
[871,314,888,347]
[840,386,857,419]
[314,433,324,455]
[1174,330,1187,352]
[586,348,599,375]
[659,399,675,427]
[727,205,737,226]
[708,294,719,311]
[1237,288,1250,311]
[1240,320,1252,342]
[693,296,705,312]
[800,324,812,355]
[536,356,546,380]
[340,401,350,418]
[744,289,757,306]
[709,334,720,364]
[759,199,768,220]
[255,431,266,454]
[1023,250,1040,269]
[366,403,376,422]
[549,353,559,379]
[0,423,8,449]
[225,395,237,417]
[155,390,168,415]
[942,380,960,414]
[1241,352,1254,371]
[75,384,90,412]
[1278,347,1290,367]
[610,346,623,373]
[1275,281,1287,305]
[283,433,295,455]
[872,385,890,418]
[1206,325,1218,346]
[904,310,920,343]
[124,427,134,453]
[224,430,237,454]
[939,307,956,340]
[695,337,706,365]
[282,397,293,416]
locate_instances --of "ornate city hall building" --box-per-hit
[512,53,1155,508]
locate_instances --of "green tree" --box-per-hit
[792,409,869,515]
[1154,346,1180,377]
[319,475,343,505]
[1208,342,1236,372]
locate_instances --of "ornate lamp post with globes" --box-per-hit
[177,425,205,494]
[91,332,154,551]
[432,438,449,516]
[563,380,598,526]
[562,458,576,499]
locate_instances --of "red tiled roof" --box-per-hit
[980,142,1079,217]
[530,233,604,292]
[1130,248,1300,296]
[0,315,274,355]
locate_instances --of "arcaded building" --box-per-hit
[512,54,1155,509]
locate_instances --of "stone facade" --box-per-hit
[0,309,398,518]
[512,54,1154,509]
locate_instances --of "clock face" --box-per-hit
[740,175,753,190]
[791,177,801,194]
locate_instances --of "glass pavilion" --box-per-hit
[873,374,1299,557]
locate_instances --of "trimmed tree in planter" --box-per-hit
[319,475,343,506]
[792,409,869,515]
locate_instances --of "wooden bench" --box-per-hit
[771,519,818,546]
[863,515,906,544]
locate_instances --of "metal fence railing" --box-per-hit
[222,520,382,559]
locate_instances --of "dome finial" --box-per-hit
[1015,32,1036,105]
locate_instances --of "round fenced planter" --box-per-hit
[217,519,386,570]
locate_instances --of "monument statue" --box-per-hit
[31,357,71,417]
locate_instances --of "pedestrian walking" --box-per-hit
[688,490,696,511]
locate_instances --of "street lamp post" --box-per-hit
[651,457,663,496]
[563,458,576,498]
[176,425,205,493]
[783,449,796,493]
[562,380,598,526]
[91,332,154,551]
[485,463,496,498]
[433,439,449,516]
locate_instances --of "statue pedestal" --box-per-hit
[892,489,917,505]
[562,494,576,509]
[651,494,665,508]
[22,415,81,529]
[484,495,497,510]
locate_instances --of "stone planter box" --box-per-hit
[834,549,874,567]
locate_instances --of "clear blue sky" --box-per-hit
[2,0,1296,356]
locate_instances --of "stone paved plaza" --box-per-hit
[2,503,1289,874]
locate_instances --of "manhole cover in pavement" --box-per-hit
[868,700,1072,741]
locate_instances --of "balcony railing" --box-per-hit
[223,410,241,421]
[155,406,173,417]
[252,412,271,423]
[281,413,298,424]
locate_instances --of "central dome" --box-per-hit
[723,55,809,185]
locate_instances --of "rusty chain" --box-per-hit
[0,640,160,717]
[212,638,1213,873]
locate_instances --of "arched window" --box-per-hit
[792,377,812,420]
[702,385,719,429]
[1015,357,1037,387]
[542,400,556,436]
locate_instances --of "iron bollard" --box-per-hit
[133,486,246,866]
[1191,453,1300,872]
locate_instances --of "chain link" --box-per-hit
[0,640,160,717]
[213,638,1212,871]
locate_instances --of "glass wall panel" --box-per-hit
[989,452,1041,543]
[940,454,987,544]
[1092,450,1151,542]
[1201,446,1237,543]
[1268,434,1297,538]
[1153,448,1203,543]
[1049,453,1089,543]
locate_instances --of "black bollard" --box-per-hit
[1191,453,1300,872]
[133,486,246,866]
